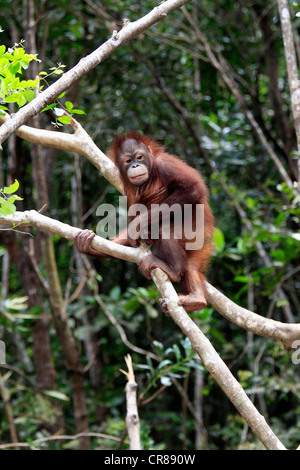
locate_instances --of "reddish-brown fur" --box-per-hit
[75,132,215,313]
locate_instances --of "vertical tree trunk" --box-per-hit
[278,0,300,188]
[71,156,105,424]
[194,361,207,449]
[23,0,90,449]
[253,5,296,177]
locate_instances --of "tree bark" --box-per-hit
[0,0,193,145]
[278,0,300,189]
[122,355,140,450]
[1,209,299,349]
[254,5,296,176]
[23,0,90,448]
[1,209,298,448]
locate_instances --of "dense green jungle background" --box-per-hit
[0,0,299,450]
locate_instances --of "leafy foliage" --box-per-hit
[0,180,23,216]
[0,41,39,108]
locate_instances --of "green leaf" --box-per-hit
[44,390,70,402]
[7,195,23,203]
[8,62,21,75]
[24,89,36,102]
[172,344,181,361]
[158,359,172,369]
[27,305,43,316]
[208,120,222,133]
[6,296,28,310]
[0,207,8,216]
[40,103,57,113]
[0,196,16,214]
[291,232,300,241]
[213,227,225,252]
[109,285,121,300]
[57,115,71,124]
[65,101,73,111]
[20,59,30,70]
[185,361,204,371]
[71,108,86,115]
[275,213,286,226]
[13,47,25,59]
[245,198,256,209]
[145,303,158,318]
[3,179,19,194]
[234,275,251,283]
[0,45,5,56]
[271,249,285,262]
[14,313,41,319]
[31,77,39,88]
[4,94,19,104]
[16,93,27,107]
[152,341,164,356]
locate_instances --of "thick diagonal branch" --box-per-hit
[0,0,192,145]
[1,210,299,351]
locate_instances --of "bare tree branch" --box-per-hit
[0,113,124,194]
[95,294,160,362]
[151,268,286,450]
[0,0,192,145]
[1,210,299,351]
[120,355,140,450]
[207,284,300,350]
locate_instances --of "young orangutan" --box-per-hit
[74,132,214,312]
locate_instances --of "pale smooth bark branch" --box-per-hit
[0,209,150,263]
[151,268,286,450]
[120,355,141,450]
[1,210,299,349]
[207,284,300,350]
[0,113,124,194]
[3,80,294,324]
[0,0,192,145]
[278,0,300,190]
[1,105,294,322]
[1,211,298,448]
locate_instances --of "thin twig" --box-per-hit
[121,355,141,451]
[95,294,160,362]
[0,373,20,450]
[139,385,167,406]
